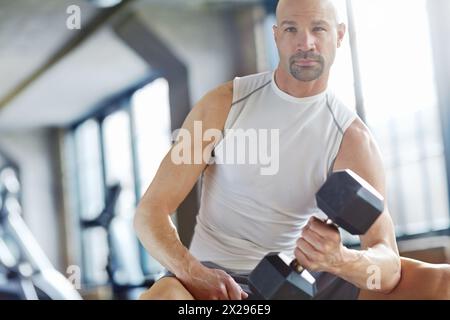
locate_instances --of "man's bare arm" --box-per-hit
[133,82,244,299]
[331,118,401,293]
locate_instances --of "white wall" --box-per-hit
[136,5,238,104]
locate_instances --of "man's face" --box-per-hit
[274,0,345,82]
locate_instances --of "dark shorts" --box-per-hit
[162,261,360,300]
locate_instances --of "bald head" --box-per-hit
[276,0,342,26]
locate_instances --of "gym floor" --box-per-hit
[1,0,450,300]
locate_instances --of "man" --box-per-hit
[134,0,401,300]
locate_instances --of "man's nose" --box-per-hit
[296,31,316,52]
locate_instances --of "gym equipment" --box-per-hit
[81,184,121,230]
[315,169,384,235]
[248,169,384,300]
[81,184,155,300]
[0,164,82,300]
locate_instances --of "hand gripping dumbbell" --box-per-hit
[248,169,385,300]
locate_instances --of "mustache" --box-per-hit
[290,51,323,62]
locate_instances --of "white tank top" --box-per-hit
[189,71,357,272]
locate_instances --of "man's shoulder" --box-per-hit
[333,117,386,199]
[342,118,372,148]
[196,82,234,127]
[234,70,273,82]
[334,118,378,170]
[231,71,273,102]
[234,71,273,89]
[210,81,233,98]
[206,71,272,104]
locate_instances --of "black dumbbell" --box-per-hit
[248,169,384,300]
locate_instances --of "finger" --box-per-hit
[241,290,249,300]
[304,217,325,239]
[212,270,230,300]
[296,237,321,261]
[301,227,326,252]
[217,283,230,300]
[309,216,339,239]
[225,277,242,300]
[294,247,315,270]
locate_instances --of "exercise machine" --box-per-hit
[0,162,82,300]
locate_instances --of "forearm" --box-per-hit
[333,243,401,293]
[134,205,202,280]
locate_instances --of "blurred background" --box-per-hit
[1,0,450,300]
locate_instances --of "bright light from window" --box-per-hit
[75,119,104,220]
[132,78,172,197]
[353,0,437,122]
[132,78,172,275]
[352,0,449,234]
[103,111,135,219]
[103,110,145,283]
[328,0,356,111]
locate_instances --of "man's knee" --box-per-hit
[385,257,450,299]
[139,277,195,300]
[359,257,450,300]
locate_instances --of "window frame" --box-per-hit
[66,72,165,285]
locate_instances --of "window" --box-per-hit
[328,0,356,111]
[103,111,135,212]
[103,110,145,285]
[131,79,172,275]
[132,78,172,198]
[67,76,172,286]
[74,120,108,284]
[351,0,449,235]
[75,120,104,221]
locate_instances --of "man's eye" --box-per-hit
[285,27,297,32]
[313,27,327,32]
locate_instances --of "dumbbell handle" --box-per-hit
[290,259,305,273]
[325,218,339,230]
[290,218,339,273]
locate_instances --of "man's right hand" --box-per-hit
[179,264,249,300]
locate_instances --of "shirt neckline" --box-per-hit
[270,71,328,104]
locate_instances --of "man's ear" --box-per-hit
[337,23,346,48]
[273,24,278,42]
